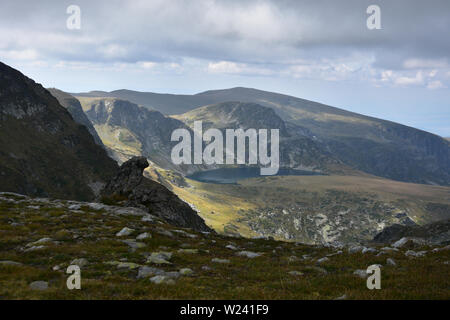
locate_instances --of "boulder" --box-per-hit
[101,157,211,232]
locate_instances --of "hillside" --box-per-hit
[0,191,449,299]
[0,62,118,200]
[174,101,344,174]
[76,87,450,186]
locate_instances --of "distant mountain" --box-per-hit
[78,97,206,173]
[76,87,450,185]
[175,101,343,173]
[0,62,118,200]
[48,88,104,147]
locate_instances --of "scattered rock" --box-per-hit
[136,232,152,240]
[225,245,238,250]
[432,245,450,252]
[386,258,396,266]
[211,258,230,264]
[236,251,262,258]
[116,227,135,237]
[316,257,329,264]
[141,214,154,223]
[150,275,175,285]
[334,294,347,300]
[70,258,89,268]
[392,237,426,249]
[348,246,365,254]
[147,252,173,264]
[353,269,368,278]
[179,268,194,276]
[173,230,197,238]
[0,260,23,266]
[362,247,377,254]
[177,249,198,254]
[288,271,303,276]
[137,266,164,279]
[29,281,48,291]
[122,239,146,250]
[405,250,427,257]
[201,265,212,271]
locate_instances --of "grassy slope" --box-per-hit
[0,193,448,300]
[154,170,450,238]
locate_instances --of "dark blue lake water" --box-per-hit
[186,167,324,184]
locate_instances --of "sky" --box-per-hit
[0,0,449,136]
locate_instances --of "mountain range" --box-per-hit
[75,87,450,186]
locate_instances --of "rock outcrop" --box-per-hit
[101,157,211,232]
[373,219,450,245]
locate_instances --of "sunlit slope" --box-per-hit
[153,168,450,243]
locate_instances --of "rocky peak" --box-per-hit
[102,156,149,195]
[101,157,212,232]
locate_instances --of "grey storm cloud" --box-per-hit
[0,0,449,67]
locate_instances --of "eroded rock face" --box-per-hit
[101,157,211,232]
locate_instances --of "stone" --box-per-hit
[136,232,152,240]
[147,252,173,264]
[201,265,212,271]
[29,281,48,291]
[24,245,46,252]
[137,266,164,279]
[0,260,23,266]
[405,250,427,257]
[27,237,53,247]
[177,249,198,254]
[362,247,377,254]
[70,258,89,268]
[316,257,329,264]
[179,268,194,276]
[173,229,198,238]
[348,246,365,254]
[353,269,368,278]
[225,244,238,250]
[334,294,347,300]
[116,227,134,237]
[211,258,230,264]
[288,271,303,276]
[392,237,426,249]
[149,275,175,285]
[381,247,399,252]
[117,262,141,270]
[141,215,154,223]
[236,251,262,258]
[122,239,146,250]
[386,258,396,266]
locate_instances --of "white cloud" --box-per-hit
[403,58,449,69]
[427,80,446,90]
[394,71,424,86]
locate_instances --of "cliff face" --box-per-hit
[47,88,104,147]
[0,62,118,200]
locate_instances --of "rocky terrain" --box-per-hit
[0,191,448,299]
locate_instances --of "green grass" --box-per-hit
[0,194,448,300]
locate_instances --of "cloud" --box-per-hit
[427,80,446,90]
[0,0,449,89]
